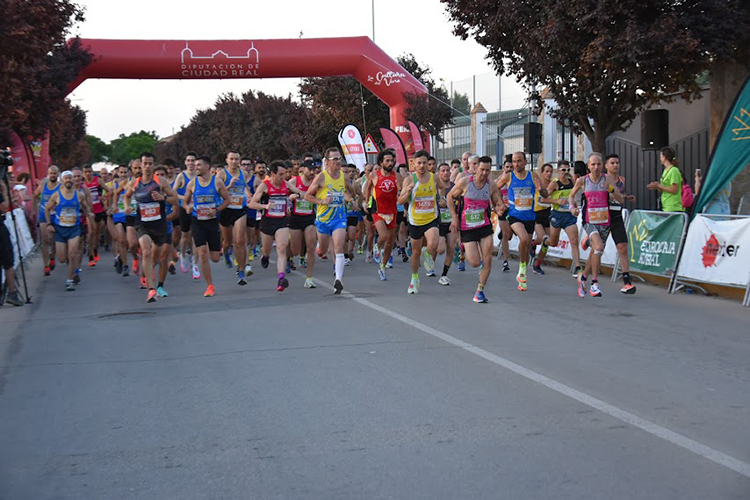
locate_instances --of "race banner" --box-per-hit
[379,127,408,166]
[677,215,750,286]
[626,211,687,276]
[338,124,367,171]
[421,128,432,154]
[408,121,424,151]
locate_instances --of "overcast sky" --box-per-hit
[69,0,527,143]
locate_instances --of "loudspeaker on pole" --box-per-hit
[524,122,542,154]
[641,109,669,150]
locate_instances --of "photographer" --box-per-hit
[1,179,24,306]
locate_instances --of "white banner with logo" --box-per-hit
[676,215,750,286]
[338,124,367,171]
[494,213,619,267]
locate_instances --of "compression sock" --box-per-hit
[442,264,450,277]
[477,282,485,291]
[622,272,632,285]
[335,253,344,281]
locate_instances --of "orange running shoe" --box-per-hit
[133,259,140,275]
[147,289,157,303]
[94,253,100,263]
[204,285,215,297]
[140,275,147,289]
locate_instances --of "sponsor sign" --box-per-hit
[626,211,686,275]
[677,215,750,286]
[338,124,367,171]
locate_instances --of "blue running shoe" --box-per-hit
[473,290,488,303]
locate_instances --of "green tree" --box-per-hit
[48,100,90,169]
[86,135,110,163]
[451,91,471,117]
[442,0,750,152]
[109,131,159,165]
[0,0,92,143]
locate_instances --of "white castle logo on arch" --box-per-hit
[181,42,260,78]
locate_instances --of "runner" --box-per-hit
[304,147,358,294]
[153,165,180,297]
[107,165,131,275]
[124,159,142,278]
[288,159,318,288]
[531,162,554,275]
[495,152,548,291]
[398,150,443,294]
[70,167,92,284]
[395,163,409,264]
[241,157,258,277]
[569,152,624,298]
[183,155,231,297]
[82,164,111,267]
[164,157,180,273]
[540,160,582,276]
[605,153,637,294]
[44,171,92,291]
[33,165,60,276]
[496,157,514,272]
[174,152,199,278]
[362,149,401,281]
[436,162,457,285]
[123,153,179,303]
[249,160,300,292]
[216,150,252,285]
[448,156,505,302]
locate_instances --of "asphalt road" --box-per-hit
[1,249,749,499]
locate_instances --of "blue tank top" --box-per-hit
[245,174,257,219]
[176,171,190,207]
[39,182,60,221]
[55,190,80,227]
[224,169,246,209]
[192,176,220,220]
[508,171,535,221]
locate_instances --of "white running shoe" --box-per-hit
[438,276,451,285]
[192,264,201,280]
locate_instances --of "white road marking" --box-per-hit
[307,274,750,479]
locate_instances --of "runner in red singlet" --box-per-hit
[362,149,401,281]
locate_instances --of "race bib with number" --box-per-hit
[228,195,243,209]
[513,188,533,210]
[328,193,344,208]
[439,207,452,223]
[197,204,216,220]
[414,195,436,214]
[139,202,161,222]
[268,198,287,218]
[377,213,394,224]
[58,207,78,227]
[295,199,314,215]
[588,207,609,224]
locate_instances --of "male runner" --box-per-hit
[183,155,231,297]
[82,164,111,267]
[540,160,582,275]
[344,164,363,265]
[108,165,131,275]
[45,171,92,291]
[288,159,318,288]
[569,153,624,297]
[174,152,199,278]
[249,160,300,292]
[531,162,554,275]
[448,156,504,302]
[363,149,401,281]
[33,165,60,275]
[605,153,637,294]
[164,157,181,271]
[436,162,457,285]
[304,147,358,294]
[123,153,179,303]
[495,152,547,291]
[398,150,443,294]
[153,165,180,297]
[124,159,142,277]
[217,150,252,285]
[243,159,265,273]
[496,157,514,272]
[427,156,437,173]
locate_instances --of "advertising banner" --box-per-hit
[626,211,686,276]
[379,127,408,166]
[677,215,750,286]
[338,124,367,171]
[408,121,424,151]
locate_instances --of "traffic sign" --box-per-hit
[364,134,379,154]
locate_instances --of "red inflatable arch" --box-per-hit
[68,36,426,149]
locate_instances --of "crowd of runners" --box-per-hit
[31,146,638,304]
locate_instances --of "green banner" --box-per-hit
[627,211,686,275]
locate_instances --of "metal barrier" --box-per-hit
[671,214,750,306]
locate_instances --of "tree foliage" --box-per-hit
[110,131,159,165]
[48,100,90,169]
[85,135,111,163]
[442,0,750,152]
[451,91,471,117]
[155,91,314,163]
[0,0,92,143]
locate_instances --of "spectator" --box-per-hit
[694,170,731,215]
[647,146,683,212]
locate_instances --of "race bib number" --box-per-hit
[228,195,243,209]
[268,198,287,217]
[514,188,533,210]
[377,213,394,224]
[464,209,485,228]
[89,188,100,204]
[328,193,344,208]
[295,199,314,215]
[439,207,452,223]
[197,204,216,220]
[588,207,610,225]
[555,198,570,211]
[58,207,77,227]
[139,202,161,222]
[414,196,436,214]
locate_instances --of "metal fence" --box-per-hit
[605,128,709,211]
[435,116,470,164]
